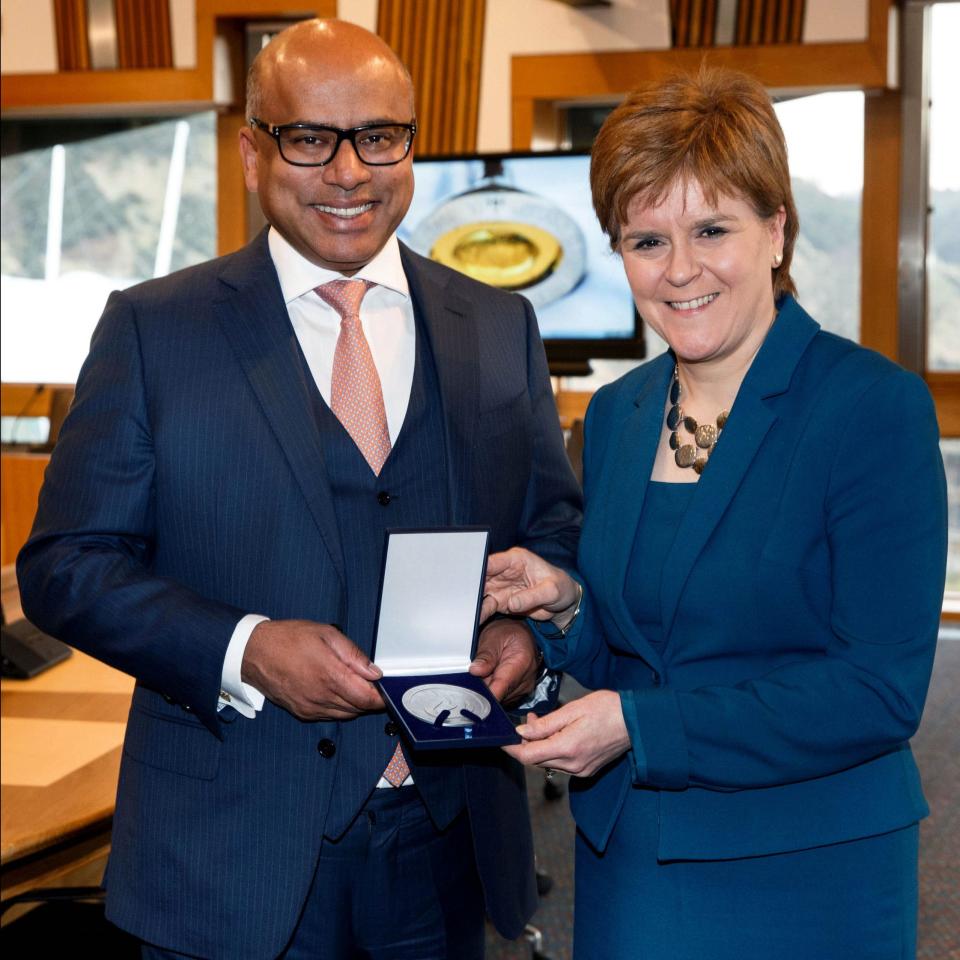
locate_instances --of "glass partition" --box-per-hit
[1,112,216,387]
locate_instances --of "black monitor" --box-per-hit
[401,150,643,375]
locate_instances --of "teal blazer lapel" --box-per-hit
[659,298,820,638]
[214,233,346,584]
[595,355,672,662]
[401,245,478,525]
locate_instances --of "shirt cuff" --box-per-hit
[219,613,269,718]
[512,667,561,715]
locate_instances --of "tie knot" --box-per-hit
[315,279,374,320]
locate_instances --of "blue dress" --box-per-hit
[573,481,920,960]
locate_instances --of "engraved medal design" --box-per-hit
[402,683,492,727]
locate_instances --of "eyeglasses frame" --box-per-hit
[248,118,418,167]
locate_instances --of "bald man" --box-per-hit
[18,18,581,960]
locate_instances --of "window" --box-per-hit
[1,113,216,389]
[774,92,864,344]
[923,2,960,612]
[926,2,960,371]
[941,440,960,598]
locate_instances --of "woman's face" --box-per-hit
[619,179,785,370]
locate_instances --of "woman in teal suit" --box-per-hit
[483,68,947,959]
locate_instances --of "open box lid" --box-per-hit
[373,528,490,676]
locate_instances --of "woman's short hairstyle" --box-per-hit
[590,66,798,299]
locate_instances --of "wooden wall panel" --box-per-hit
[676,0,802,46]
[860,89,901,362]
[926,374,960,437]
[696,0,717,47]
[378,0,487,155]
[788,0,805,42]
[53,0,90,71]
[672,0,719,48]
[671,0,687,45]
[512,0,889,147]
[5,2,335,113]
[55,0,173,71]
[115,0,174,69]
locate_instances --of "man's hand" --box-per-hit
[468,618,540,706]
[503,690,630,778]
[241,620,384,721]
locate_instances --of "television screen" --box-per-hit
[400,151,642,364]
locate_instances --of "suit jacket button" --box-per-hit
[317,739,336,758]
[377,491,391,506]
[651,671,661,686]
[384,720,399,736]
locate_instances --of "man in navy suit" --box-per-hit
[17,19,581,960]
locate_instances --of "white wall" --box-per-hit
[170,0,197,68]
[804,0,867,43]
[477,0,671,153]
[0,0,58,74]
[338,0,378,33]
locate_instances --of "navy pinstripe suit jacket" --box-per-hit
[17,231,582,959]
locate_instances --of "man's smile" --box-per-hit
[310,201,376,219]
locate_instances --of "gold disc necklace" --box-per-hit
[666,365,728,475]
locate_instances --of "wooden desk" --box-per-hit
[0,452,50,567]
[554,388,591,431]
[0,567,134,916]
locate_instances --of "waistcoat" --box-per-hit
[301,315,468,838]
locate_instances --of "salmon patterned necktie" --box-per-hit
[315,278,409,787]
[316,279,392,475]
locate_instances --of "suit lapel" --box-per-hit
[400,244,478,524]
[214,232,346,583]
[593,356,672,662]
[659,298,820,638]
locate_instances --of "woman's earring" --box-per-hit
[773,252,783,267]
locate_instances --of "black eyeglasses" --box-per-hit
[249,118,417,167]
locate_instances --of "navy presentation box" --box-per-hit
[372,528,520,750]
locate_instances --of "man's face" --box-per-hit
[240,51,415,274]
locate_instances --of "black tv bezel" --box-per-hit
[410,148,644,373]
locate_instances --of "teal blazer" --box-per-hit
[541,296,947,861]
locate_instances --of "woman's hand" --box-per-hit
[481,547,580,626]
[503,690,630,778]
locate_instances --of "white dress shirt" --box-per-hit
[218,228,417,717]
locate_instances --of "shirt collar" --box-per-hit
[267,226,410,304]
